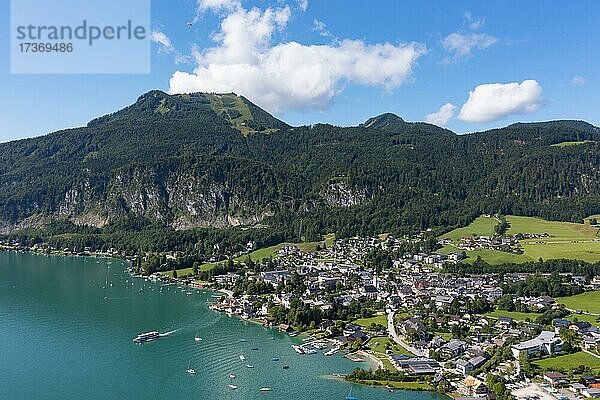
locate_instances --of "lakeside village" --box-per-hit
[4,229,600,400]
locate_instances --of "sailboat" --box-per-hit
[250,339,258,351]
[239,345,246,361]
[346,387,357,400]
[186,359,196,375]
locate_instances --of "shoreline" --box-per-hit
[2,248,452,398]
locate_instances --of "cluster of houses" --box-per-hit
[543,373,600,398]
[445,235,522,254]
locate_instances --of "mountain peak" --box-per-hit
[361,113,406,130]
[88,90,288,135]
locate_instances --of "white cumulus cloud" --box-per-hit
[198,0,241,11]
[458,80,543,123]
[151,30,175,53]
[572,75,587,85]
[313,19,333,38]
[442,32,497,60]
[464,12,485,30]
[426,103,456,126]
[297,0,308,12]
[169,4,426,113]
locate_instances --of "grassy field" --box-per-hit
[507,215,599,240]
[440,216,497,242]
[533,351,600,373]
[433,332,453,341]
[366,336,414,371]
[484,310,542,321]
[438,245,530,264]
[367,336,414,356]
[184,234,336,273]
[556,291,600,314]
[440,215,600,264]
[566,313,600,325]
[551,140,596,147]
[204,93,278,136]
[353,315,388,328]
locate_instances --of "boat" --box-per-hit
[282,365,289,369]
[259,387,271,392]
[240,338,248,343]
[229,374,236,379]
[194,332,202,342]
[246,364,254,368]
[133,331,160,343]
[346,387,357,400]
[270,337,275,340]
[292,345,304,354]
[186,359,196,375]
[250,340,258,351]
[271,357,279,361]
[228,384,238,389]
[324,346,340,356]
[239,344,246,360]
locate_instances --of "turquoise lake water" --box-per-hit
[0,251,446,400]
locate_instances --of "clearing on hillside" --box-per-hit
[440,215,600,264]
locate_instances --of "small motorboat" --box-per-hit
[246,364,254,368]
[186,359,196,375]
[346,387,357,400]
[228,384,238,390]
[259,387,271,392]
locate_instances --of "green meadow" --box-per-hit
[556,291,600,314]
[533,351,600,373]
[483,310,542,322]
[440,215,600,264]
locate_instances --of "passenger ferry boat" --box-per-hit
[132,331,160,343]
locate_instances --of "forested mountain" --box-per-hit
[2,90,600,247]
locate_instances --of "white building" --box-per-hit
[511,331,562,359]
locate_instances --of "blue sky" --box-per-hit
[0,0,598,142]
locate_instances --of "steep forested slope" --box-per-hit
[1,90,600,243]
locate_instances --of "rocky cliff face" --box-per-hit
[319,180,373,207]
[46,166,276,231]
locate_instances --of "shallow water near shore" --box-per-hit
[0,251,446,400]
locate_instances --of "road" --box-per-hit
[583,349,600,360]
[387,311,426,357]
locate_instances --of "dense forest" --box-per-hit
[1,90,600,252]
